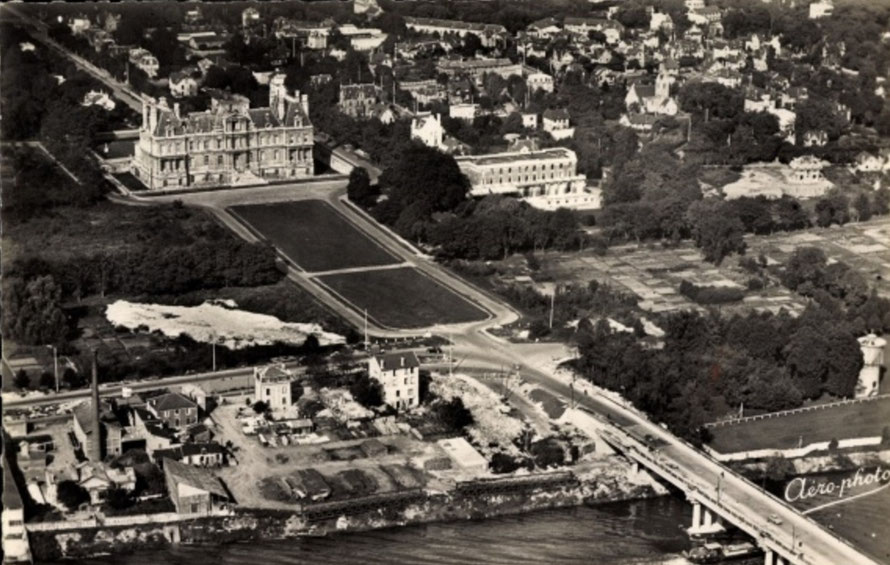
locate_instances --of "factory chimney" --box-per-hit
[89,350,102,462]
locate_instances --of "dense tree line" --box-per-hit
[7,238,281,300]
[575,301,865,444]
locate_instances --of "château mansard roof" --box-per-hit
[151,92,309,137]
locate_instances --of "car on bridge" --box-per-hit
[767,513,783,525]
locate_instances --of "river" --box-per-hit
[53,497,696,565]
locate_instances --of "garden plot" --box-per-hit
[106,299,345,348]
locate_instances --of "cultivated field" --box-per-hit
[317,267,489,329]
[230,200,400,272]
[707,397,890,453]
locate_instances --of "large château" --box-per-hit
[133,74,314,190]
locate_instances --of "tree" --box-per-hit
[853,193,873,222]
[252,400,269,414]
[1,275,68,346]
[782,247,827,292]
[435,397,474,431]
[687,202,747,265]
[57,480,90,510]
[350,373,384,408]
[874,188,890,215]
[14,369,30,390]
[346,167,377,208]
[39,372,56,390]
[764,456,795,482]
[104,487,134,511]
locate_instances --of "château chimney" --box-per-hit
[89,350,102,462]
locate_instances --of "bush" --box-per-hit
[529,438,565,469]
[434,397,473,432]
[350,373,384,408]
[252,400,269,414]
[490,452,531,474]
[57,480,90,510]
[679,280,746,304]
[747,277,765,291]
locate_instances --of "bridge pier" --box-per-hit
[691,501,702,530]
[763,549,774,565]
[687,500,725,536]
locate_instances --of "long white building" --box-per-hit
[133,74,314,190]
[456,147,598,210]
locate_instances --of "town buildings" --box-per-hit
[254,363,294,411]
[132,74,314,190]
[369,352,420,410]
[405,17,507,48]
[2,461,30,563]
[456,147,597,210]
[339,83,379,118]
[146,392,199,429]
[164,458,231,515]
[436,57,522,80]
[411,112,445,150]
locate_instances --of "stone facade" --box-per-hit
[133,74,313,190]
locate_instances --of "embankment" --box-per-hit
[29,469,660,561]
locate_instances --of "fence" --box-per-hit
[703,436,883,462]
[704,394,890,429]
[25,509,232,532]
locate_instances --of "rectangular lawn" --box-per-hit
[230,200,400,272]
[318,267,489,329]
[707,397,890,453]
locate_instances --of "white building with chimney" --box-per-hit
[254,364,294,411]
[368,352,420,410]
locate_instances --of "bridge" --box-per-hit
[600,425,879,565]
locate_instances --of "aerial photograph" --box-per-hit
[1,0,888,563]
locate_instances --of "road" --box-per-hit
[2,7,875,559]
[3,4,142,112]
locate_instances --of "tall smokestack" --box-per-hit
[90,351,102,462]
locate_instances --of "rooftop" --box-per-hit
[456,147,576,167]
[163,458,229,498]
[373,351,420,371]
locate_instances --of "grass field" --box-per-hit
[317,267,489,329]
[230,200,400,272]
[808,476,890,564]
[707,397,890,453]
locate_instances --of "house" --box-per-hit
[286,469,331,501]
[338,25,388,52]
[128,48,159,78]
[368,352,420,410]
[809,0,834,19]
[650,10,674,33]
[563,17,624,44]
[77,462,136,504]
[242,7,261,31]
[853,152,884,173]
[339,84,378,118]
[169,69,200,98]
[254,363,294,411]
[526,17,561,39]
[526,71,554,93]
[542,108,574,141]
[450,103,478,122]
[147,392,199,429]
[164,458,231,515]
[155,443,226,468]
[802,129,828,147]
[82,90,116,111]
[521,112,538,129]
[620,113,659,132]
[411,113,445,150]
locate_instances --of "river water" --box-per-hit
[57,497,696,565]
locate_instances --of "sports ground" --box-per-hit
[706,396,890,453]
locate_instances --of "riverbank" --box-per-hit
[29,459,665,561]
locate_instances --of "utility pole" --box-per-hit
[49,345,59,392]
[364,309,369,350]
[211,333,217,372]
